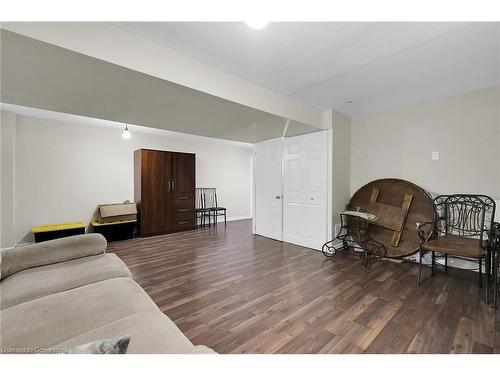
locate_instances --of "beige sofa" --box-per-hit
[0,234,215,354]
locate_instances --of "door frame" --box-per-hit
[252,129,332,249]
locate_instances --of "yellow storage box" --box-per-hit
[32,221,86,243]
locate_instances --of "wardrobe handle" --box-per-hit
[178,221,189,225]
[178,208,189,212]
[172,181,175,192]
[167,181,171,192]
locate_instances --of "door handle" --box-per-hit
[275,195,281,200]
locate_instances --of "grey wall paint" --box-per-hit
[1,29,319,143]
[0,111,17,248]
[1,110,254,247]
[331,110,351,226]
[351,85,500,199]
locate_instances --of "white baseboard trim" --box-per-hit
[210,215,252,223]
[405,251,482,272]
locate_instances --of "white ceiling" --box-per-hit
[116,22,500,115]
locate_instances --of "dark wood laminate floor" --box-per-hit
[108,219,500,354]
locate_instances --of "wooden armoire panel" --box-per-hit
[134,149,195,237]
[135,149,171,236]
[170,152,196,232]
[171,152,195,198]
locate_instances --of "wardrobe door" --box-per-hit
[140,150,172,236]
[254,138,283,241]
[283,131,328,250]
[170,152,196,231]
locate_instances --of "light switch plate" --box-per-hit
[431,151,440,160]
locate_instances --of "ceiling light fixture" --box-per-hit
[246,20,268,30]
[345,99,354,104]
[122,124,131,139]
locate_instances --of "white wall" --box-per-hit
[351,85,500,199]
[0,111,17,247]
[331,110,351,226]
[1,108,253,246]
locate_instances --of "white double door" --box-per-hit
[254,131,329,250]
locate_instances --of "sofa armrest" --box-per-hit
[0,233,107,280]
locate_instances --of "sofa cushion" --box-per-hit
[50,312,216,354]
[0,277,158,351]
[0,253,132,309]
[0,234,107,280]
[0,277,214,354]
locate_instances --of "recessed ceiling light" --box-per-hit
[246,20,268,30]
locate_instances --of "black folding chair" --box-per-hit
[203,188,227,226]
[195,188,212,227]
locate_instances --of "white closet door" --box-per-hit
[254,138,283,241]
[283,131,328,250]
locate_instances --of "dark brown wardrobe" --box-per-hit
[134,149,195,236]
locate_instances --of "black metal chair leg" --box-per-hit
[417,250,423,285]
[431,251,435,275]
[445,253,448,270]
[479,258,483,288]
[224,210,226,226]
[494,252,498,309]
[486,252,490,303]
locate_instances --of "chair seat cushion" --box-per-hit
[0,253,132,309]
[422,235,485,258]
[195,208,211,212]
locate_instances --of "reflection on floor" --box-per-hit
[108,219,500,354]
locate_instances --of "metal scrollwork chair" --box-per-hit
[417,195,496,302]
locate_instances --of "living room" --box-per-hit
[1,0,499,373]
